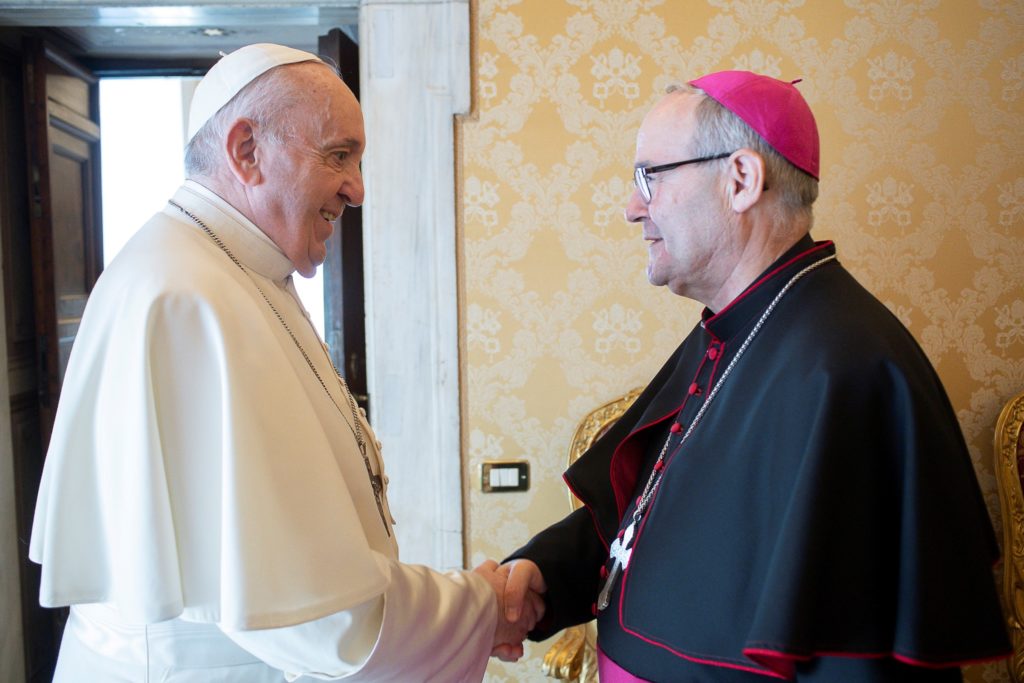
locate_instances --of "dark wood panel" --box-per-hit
[8,404,58,683]
[25,37,103,443]
[49,137,88,297]
[0,46,37,683]
[45,73,90,120]
[15,36,101,683]
[319,28,369,416]
[48,129,93,382]
[0,53,36,364]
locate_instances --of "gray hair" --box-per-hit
[184,60,336,177]
[668,83,818,225]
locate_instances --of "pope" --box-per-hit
[30,43,537,682]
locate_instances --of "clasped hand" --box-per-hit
[473,559,547,662]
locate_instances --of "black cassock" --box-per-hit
[510,236,1010,682]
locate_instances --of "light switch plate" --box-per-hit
[481,461,530,492]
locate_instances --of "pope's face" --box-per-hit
[624,91,733,305]
[252,66,365,278]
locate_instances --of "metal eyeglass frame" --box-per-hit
[633,152,734,203]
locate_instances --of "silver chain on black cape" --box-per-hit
[168,200,390,536]
[596,253,837,611]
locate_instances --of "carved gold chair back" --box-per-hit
[995,390,1024,682]
[542,388,643,682]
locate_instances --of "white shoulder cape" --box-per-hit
[30,186,393,631]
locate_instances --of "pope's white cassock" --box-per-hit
[29,181,496,681]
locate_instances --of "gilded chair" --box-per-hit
[995,390,1024,681]
[542,388,643,682]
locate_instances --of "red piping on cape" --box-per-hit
[611,628,788,679]
[606,344,718,517]
[607,401,687,518]
[605,240,834,517]
[609,414,787,678]
[711,240,833,320]
[743,646,1013,679]
[584,240,1009,680]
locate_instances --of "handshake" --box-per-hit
[473,559,547,662]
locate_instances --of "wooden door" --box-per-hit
[0,42,33,683]
[23,37,103,447]
[319,28,370,417]
[13,37,103,682]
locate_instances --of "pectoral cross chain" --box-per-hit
[167,199,395,537]
[588,254,841,614]
[597,521,635,611]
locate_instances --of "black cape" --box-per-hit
[510,237,1010,682]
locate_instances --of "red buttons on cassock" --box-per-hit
[670,422,682,433]
[688,382,701,395]
[600,565,608,579]
[707,347,718,360]
[591,603,598,616]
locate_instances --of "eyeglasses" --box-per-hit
[633,152,734,203]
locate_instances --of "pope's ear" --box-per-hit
[725,148,766,213]
[223,118,261,186]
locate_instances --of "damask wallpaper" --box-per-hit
[457,2,1024,681]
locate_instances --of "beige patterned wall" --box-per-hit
[457,1,1024,681]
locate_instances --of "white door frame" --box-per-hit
[359,0,469,569]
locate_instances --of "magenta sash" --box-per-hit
[597,645,651,682]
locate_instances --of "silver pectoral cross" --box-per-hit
[359,443,391,537]
[369,472,388,528]
[597,521,635,611]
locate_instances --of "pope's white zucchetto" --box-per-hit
[187,43,323,142]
